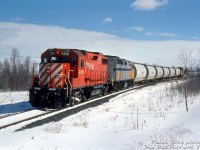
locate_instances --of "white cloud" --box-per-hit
[102,17,112,23]
[131,0,168,11]
[0,22,200,67]
[12,17,24,22]
[130,26,144,32]
[145,32,177,38]
[190,36,199,40]
[146,32,155,36]
[159,33,177,38]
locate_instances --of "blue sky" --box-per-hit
[0,0,200,66]
[0,0,199,40]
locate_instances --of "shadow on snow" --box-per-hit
[0,101,32,115]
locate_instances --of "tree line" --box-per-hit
[0,49,32,91]
[0,48,199,92]
[178,49,200,76]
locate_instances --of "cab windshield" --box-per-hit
[42,56,70,63]
[51,57,58,62]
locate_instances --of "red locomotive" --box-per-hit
[30,48,109,108]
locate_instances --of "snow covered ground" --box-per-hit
[0,91,32,117]
[0,80,200,150]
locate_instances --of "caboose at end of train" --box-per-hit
[29,48,108,108]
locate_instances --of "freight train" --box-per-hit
[30,48,184,108]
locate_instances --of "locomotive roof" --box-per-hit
[73,49,85,56]
[104,55,119,58]
[80,50,104,55]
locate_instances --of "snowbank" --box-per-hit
[0,80,200,150]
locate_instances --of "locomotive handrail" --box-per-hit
[68,70,73,91]
[60,71,73,101]
[62,74,68,100]
[68,70,73,106]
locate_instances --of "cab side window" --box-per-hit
[80,59,84,68]
[72,55,78,66]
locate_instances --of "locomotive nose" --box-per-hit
[39,63,70,88]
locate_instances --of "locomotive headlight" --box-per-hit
[34,87,41,90]
[49,88,56,91]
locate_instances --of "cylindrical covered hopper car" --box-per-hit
[163,67,170,78]
[146,65,157,80]
[133,63,147,82]
[155,66,164,79]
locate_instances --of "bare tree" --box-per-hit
[177,49,193,112]
[0,49,32,91]
[0,61,2,72]
[178,49,193,71]
[23,56,31,89]
[2,59,11,91]
[10,48,21,90]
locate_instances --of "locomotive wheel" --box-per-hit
[81,95,87,102]
[53,95,62,109]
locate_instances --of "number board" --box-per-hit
[61,49,70,56]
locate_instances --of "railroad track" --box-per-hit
[0,109,55,130]
[0,78,182,131]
